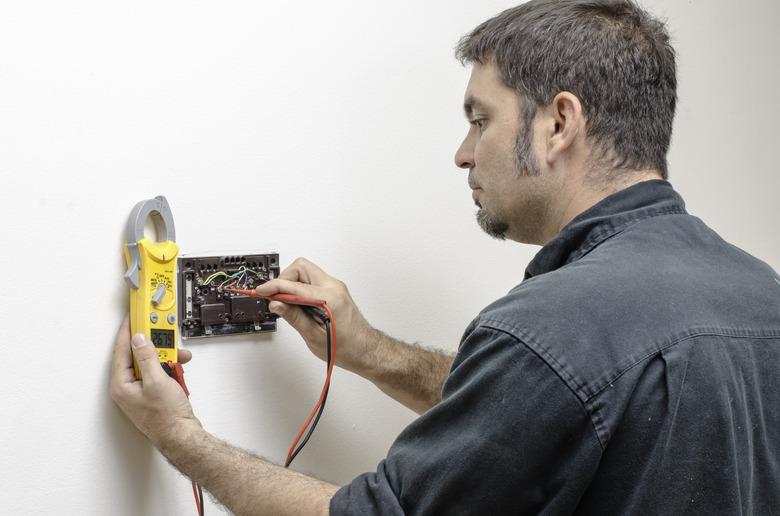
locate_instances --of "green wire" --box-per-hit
[203,271,228,285]
[218,267,248,287]
[219,275,240,287]
[203,264,264,287]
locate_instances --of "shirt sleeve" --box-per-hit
[330,323,603,516]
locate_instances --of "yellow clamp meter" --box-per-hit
[123,196,179,379]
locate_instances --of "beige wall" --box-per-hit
[0,1,776,514]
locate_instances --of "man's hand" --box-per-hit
[255,257,375,372]
[110,316,200,446]
[110,316,337,515]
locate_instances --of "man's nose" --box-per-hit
[454,137,475,170]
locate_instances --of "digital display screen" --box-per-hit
[150,329,175,349]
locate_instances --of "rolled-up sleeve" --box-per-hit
[330,324,603,515]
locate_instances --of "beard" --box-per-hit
[476,207,509,240]
[475,124,541,240]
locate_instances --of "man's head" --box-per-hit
[454,0,677,244]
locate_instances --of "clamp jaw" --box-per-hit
[124,196,176,289]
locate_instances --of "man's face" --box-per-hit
[454,60,557,245]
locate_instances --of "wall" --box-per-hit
[0,0,777,514]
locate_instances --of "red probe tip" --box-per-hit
[225,288,255,296]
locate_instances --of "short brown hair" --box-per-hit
[456,0,677,179]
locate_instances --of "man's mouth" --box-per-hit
[469,174,482,205]
[467,171,480,191]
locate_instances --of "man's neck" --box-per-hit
[548,170,665,243]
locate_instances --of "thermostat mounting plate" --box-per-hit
[177,253,280,339]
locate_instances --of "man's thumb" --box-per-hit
[132,334,163,381]
[269,302,317,336]
[268,300,285,315]
[269,301,298,324]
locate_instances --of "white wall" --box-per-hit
[0,1,777,514]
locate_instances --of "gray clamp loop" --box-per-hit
[124,195,176,289]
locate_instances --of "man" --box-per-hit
[111,0,780,514]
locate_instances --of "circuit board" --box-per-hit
[177,253,280,339]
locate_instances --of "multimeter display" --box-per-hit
[150,329,175,349]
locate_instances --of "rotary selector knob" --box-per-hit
[152,284,167,306]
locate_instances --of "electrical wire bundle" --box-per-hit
[202,265,262,290]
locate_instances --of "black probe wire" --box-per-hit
[285,308,332,467]
[197,483,204,515]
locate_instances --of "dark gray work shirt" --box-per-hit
[330,180,780,515]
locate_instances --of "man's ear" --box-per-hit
[544,92,584,165]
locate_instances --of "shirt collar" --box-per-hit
[524,179,687,280]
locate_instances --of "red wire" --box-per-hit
[191,481,202,515]
[284,304,337,465]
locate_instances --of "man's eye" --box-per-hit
[469,119,486,130]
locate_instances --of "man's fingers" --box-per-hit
[269,302,321,337]
[112,315,135,382]
[255,278,328,300]
[131,333,166,382]
[178,348,192,364]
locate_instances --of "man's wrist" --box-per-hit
[150,416,338,515]
[153,416,205,465]
[339,325,385,377]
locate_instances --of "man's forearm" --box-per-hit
[347,328,455,414]
[157,418,338,516]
